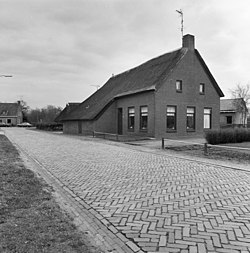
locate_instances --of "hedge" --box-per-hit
[35,123,63,131]
[205,128,250,145]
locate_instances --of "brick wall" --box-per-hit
[155,50,221,138]
[116,92,155,137]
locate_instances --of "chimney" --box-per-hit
[182,34,195,50]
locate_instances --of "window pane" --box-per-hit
[141,107,148,113]
[128,116,135,129]
[176,80,182,91]
[167,106,176,130]
[204,115,210,128]
[128,107,135,130]
[167,106,176,113]
[141,116,147,129]
[204,108,211,114]
[204,108,211,129]
[187,115,194,129]
[187,107,195,114]
[128,107,135,114]
[140,106,148,130]
[200,83,205,93]
[167,116,176,130]
[187,107,195,130]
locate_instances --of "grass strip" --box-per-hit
[0,135,100,253]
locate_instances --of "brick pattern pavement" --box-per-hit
[4,129,250,253]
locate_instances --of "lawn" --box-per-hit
[0,135,101,253]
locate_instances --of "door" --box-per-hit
[117,108,123,135]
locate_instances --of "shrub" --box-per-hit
[205,128,250,145]
[35,123,63,131]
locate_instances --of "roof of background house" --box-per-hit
[220,98,245,112]
[60,46,224,121]
[55,103,80,122]
[0,103,20,117]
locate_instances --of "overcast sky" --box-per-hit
[0,0,250,109]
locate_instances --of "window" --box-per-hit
[167,106,177,131]
[204,108,212,129]
[7,119,11,124]
[140,106,148,130]
[128,107,135,130]
[187,107,195,130]
[200,83,205,94]
[226,116,233,124]
[176,80,182,92]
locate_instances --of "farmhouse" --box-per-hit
[220,98,248,127]
[0,101,23,126]
[58,34,224,138]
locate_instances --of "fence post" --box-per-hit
[92,131,95,138]
[162,138,165,149]
[204,143,208,155]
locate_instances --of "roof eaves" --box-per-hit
[114,86,155,99]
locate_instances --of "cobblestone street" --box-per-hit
[4,128,250,253]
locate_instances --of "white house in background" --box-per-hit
[220,98,248,127]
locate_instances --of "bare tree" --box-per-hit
[27,105,62,124]
[230,84,250,126]
[18,100,30,122]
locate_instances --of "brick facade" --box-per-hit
[155,49,220,138]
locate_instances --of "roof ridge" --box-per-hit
[111,48,183,79]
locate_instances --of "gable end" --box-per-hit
[195,50,224,97]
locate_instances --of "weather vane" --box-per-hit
[176,9,184,38]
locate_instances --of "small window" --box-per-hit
[200,83,205,94]
[7,119,11,124]
[176,80,182,92]
[128,107,135,130]
[167,106,177,131]
[140,106,148,130]
[226,116,233,124]
[204,108,212,129]
[187,107,195,131]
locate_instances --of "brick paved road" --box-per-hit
[4,128,250,253]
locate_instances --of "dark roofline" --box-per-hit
[195,50,224,97]
[94,89,155,121]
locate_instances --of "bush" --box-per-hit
[35,123,63,131]
[205,128,250,145]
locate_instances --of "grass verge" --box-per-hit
[0,135,101,253]
[165,144,250,164]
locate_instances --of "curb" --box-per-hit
[8,135,137,253]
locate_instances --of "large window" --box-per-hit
[176,80,182,92]
[187,107,195,131]
[167,106,177,131]
[128,107,135,130]
[204,108,212,129]
[140,106,148,130]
